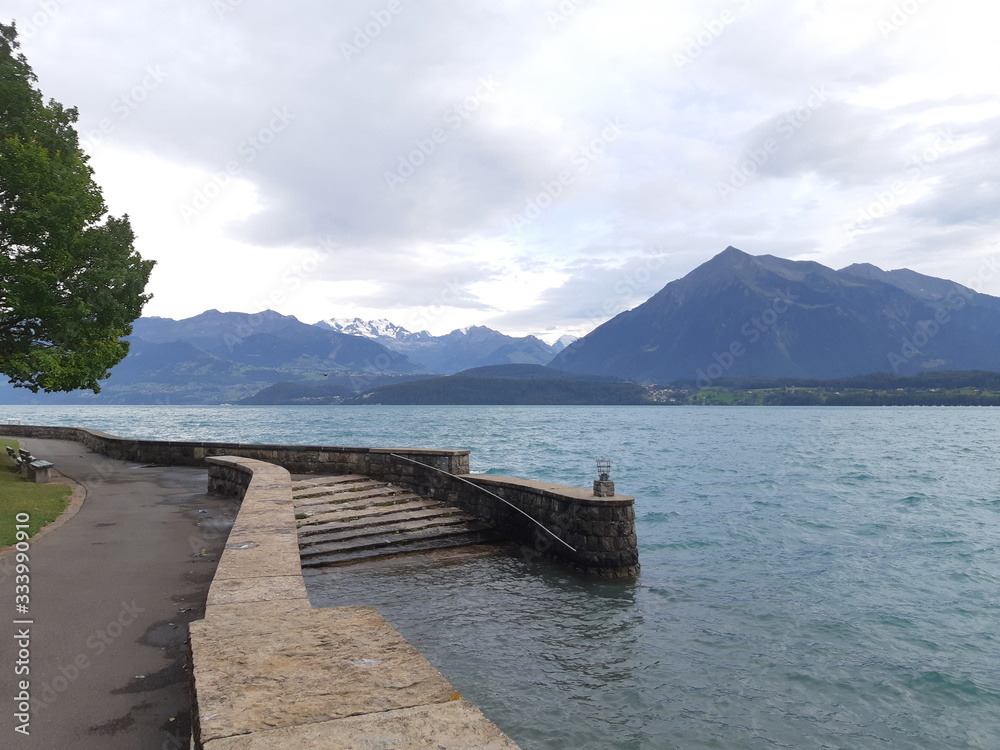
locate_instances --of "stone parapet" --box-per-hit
[195,456,519,749]
[458,475,639,578]
[2,424,639,578]
[375,456,640,578]
[0,424,470,475]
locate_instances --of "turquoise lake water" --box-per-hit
[4,405,999,748]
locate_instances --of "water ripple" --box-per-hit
[8,404,1000,748]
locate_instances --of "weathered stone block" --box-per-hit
[206,574,309,607]
[212,534,302,580]
[203,599,314,631]
[593,479,615,497]
[191,607,458,744]
[201,700,520,749]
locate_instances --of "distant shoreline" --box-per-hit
[6,369,1000,407]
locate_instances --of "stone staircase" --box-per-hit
[292,474,501,568]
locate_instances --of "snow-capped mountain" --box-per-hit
[315,317,565,374]
[316,317,428,341]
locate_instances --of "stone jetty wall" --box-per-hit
[2,424,639,578]
[385,457,640,578]
[0,423,468,474]
[464,475,639,578]
[192,456,520,749]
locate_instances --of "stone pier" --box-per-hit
[193,456,520,749]
[1,423,641,747]
[1,425,640,578]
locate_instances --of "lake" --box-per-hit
[4,404,999,749]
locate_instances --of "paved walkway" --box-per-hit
[0,436,239,749]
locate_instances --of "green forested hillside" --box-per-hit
[664,371,1000,405]
[345,371,651,405]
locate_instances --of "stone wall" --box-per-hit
[2,423,639,578]
[466,475,639,578]
[193,456,520,749]
[0,424,469,474]
[387,460,640,578]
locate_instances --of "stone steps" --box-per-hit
[300,515,487,547]
[296,490,427,516]
[300,532,500,568]
[294,483,392,504]
[300,520,495,557]
[292,473,369,487]
[293,475,500,568]
[298,504,465,536]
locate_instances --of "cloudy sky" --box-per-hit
[8,0,999,341]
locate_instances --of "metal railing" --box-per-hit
[389,453,577,553]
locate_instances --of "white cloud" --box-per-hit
[7,0,1000,338]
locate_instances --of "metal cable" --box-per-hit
[388,453,577,552]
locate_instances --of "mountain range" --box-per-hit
[133,310,425,374]
[4,246,1000,404]
[317,318,571,373]
[551,246,1000,383]
[0,310,570,403]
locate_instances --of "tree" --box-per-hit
[0,22,154,392]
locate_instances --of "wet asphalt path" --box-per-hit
[0,436,239,749]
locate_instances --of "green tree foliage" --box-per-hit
[0,22,153,392]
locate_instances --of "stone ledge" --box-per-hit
[4,425,638,578]
[195,455,520,749]
[202,600,314,632]
[462,474,635,506]
[205,574,310,607]
[212,535,303,580]
[0,424,471,474]
[192,607,459,742]
[202,700,521,749]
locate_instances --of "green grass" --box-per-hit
[690,388,740,405]
[1,439,72,547]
